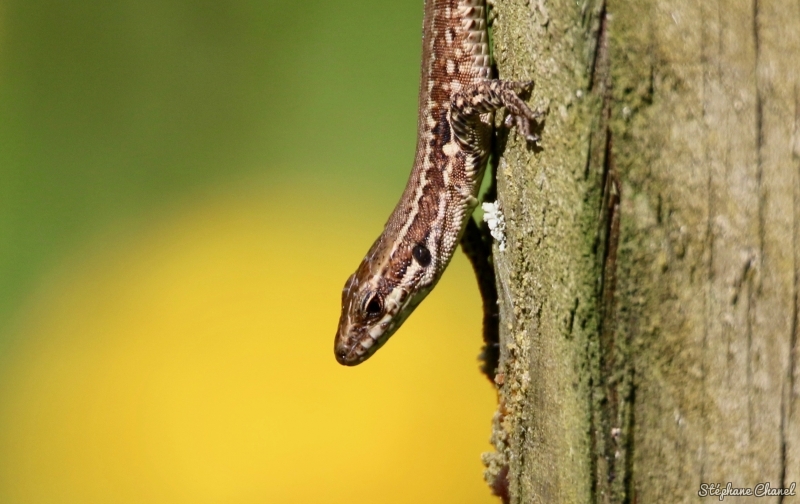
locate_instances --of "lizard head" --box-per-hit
[334,240,436,366]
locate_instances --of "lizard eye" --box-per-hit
[363,294,383,317]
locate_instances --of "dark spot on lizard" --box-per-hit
[430,109,451,145]
[412,244,432,267]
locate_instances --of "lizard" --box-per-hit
[334,0,541,371]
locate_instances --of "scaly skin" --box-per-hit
[334,0,540,366]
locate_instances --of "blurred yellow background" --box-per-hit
[0,1,498,503]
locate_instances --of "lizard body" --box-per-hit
[334,0,539,366]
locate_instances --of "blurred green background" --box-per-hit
[0,1,498,503]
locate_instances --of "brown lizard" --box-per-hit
[334,0,540,371]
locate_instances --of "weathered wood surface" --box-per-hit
[482,0,800,502]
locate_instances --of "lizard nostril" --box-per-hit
[334,343,350,365]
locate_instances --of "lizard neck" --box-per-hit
[371,0,493,281]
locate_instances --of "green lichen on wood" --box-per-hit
[486,0,800,502]
[482,0,608,502]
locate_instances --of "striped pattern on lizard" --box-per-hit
[334,0,541,366]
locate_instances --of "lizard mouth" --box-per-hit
[334,325,391,366]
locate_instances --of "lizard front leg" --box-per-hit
[451,79,543,145]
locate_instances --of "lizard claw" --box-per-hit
[500,83,544,144]
[504,113,539,142]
